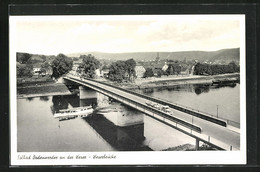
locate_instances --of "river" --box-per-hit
[17,83,240,152]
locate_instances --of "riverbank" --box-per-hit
[17,83,72,98]
[162,143,217,151]
[137,73,239,89]
[98,73,240,89]
[17,73,239,98]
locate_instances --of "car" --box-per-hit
[161,105,171,113]
[145,102,153,107]
[153,103,160,109]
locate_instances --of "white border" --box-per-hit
[10,15,246,166]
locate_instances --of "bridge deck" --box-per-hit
[64,76,240,150]
[90,79,231,127]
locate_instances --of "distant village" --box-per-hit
[16,52,240,84]
[69,53,197,79]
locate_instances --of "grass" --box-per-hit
[17,84,70,95]
[17,75,54,87]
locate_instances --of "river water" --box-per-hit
[17,83,240,152]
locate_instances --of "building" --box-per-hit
[95,69,101,77]
[162,63,168,71]
[70,59,83,76]
[33,67,41,74]
[155,52,160,63]
[135,65,146,78]
[101,69,109,78]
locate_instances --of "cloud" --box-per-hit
[14,16,242,54]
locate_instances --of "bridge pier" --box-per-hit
[100,104,144,127]
[195,139,199,150]
[79,86,97,100]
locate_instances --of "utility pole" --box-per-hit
[217,105,218,118]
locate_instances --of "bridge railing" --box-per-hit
[149,96,240,128]
[65,76,240,151]
[82,77,239,128]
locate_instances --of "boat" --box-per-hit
[54,106,94,119]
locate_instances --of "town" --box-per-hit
[16,49,240,90]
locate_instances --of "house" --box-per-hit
[45,67,52,75]
[135,65,146,78]
[162,63,168,71]
[101,68,109,78]
[180,68,190,75]
[33,67,41,74]
[70,59,83,76]
[95,69,101,77]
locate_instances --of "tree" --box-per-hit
[40,55,47,62]
[125,58,136,82]
[108,60,126,82]
[107,58,136,83]
[169,66,174,75]
[194,62,240,76]
[41,61,50,69]
[175,65,181,75]
[227,61,239,73]
[17,53,32,64]
[79,54,100,78]
[166,64,176,75]
[51,54,73,79]
[17,64,33,77]
[143,68,154,78]
[157,69,163,77]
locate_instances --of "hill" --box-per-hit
[67,48,240,62]
[16,52,56,65]
[210,48,240,62]
[16,48,240,65]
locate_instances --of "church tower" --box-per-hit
[155,52,160,63]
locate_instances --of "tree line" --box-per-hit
[108,58,136,83]
[143,63,182,78]
[194,62,239,75]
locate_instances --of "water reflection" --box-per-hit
[26,97,34,101]
[83,114,152,151]
[194,84,210,95]
[50,94,98,114]
[167,85,193,92]
[212,83,237,89]
[141,83,237,95]
[39,96,49,101]
[50,95,69,114]
[80,98,97,108]
[142,88,154,95]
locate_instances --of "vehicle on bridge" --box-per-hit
[161,105,171,113]
[54,106,94,120]
[145,102,171,114]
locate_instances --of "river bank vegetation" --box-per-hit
[107,58,136,83]
[16,51,240,97]
[194,62,239,75]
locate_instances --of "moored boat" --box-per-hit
[54,106,94,119]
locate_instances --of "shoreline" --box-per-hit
[123,73,240,89]
[17,73,239,98]
[17,83,72,99]
[17,91,72,99]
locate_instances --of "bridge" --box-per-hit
[63,75,240,151]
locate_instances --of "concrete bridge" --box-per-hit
[63,75,240,151]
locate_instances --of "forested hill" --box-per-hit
[16,48,240,64]
[16,52,56,64]
[67,48,240,62]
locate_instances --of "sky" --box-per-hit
[11,15,244,55]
